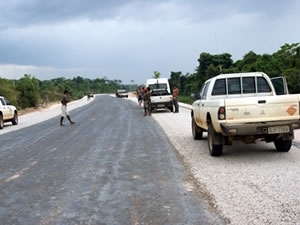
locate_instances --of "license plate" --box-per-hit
[158,104,165,107]
[268,126,289,134]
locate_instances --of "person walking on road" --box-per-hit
[172,85,179,113]
[137,87,143,106]
[143,87,152,116]
[59,90,75,126]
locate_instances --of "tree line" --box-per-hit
[168,42,300,103]
[0,42,299,109]
[0,75,136,109]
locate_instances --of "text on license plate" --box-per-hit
[268,126,289,134]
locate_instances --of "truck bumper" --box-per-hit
[151,101,173,109]
[220,120,300,136]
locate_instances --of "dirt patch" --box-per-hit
[18,102,60,116]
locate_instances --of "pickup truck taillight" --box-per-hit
[218,107,226,120]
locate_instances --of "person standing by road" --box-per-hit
[172,85,179,113]
[143,87,151,116]
[59,90,75,126]
[137,87,143,106]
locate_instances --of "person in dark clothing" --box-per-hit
[172,85,179,113]
[143,87,152,116]
[59,90,75,126]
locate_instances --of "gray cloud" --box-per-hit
[0,0,299,84]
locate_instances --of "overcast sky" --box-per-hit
[0,0,299,84]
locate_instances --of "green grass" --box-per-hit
[178,95,193,105]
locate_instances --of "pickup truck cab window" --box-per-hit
[242,77,255,93]
[211,79,225,96]
[200,81,210,99]
[228,78,241,94]
[257,77,271,93]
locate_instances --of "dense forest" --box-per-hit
[168,43,300,103]
[0,42,299,109]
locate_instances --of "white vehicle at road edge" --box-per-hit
[191,72,300,156]
[0,96,18,129]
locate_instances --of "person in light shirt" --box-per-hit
[59,90,75,126]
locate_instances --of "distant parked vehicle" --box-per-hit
[0,96,18,129]
[144,78,173,112]
[116,90,128,98]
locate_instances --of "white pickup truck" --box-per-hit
[0,96,18,129]
[191,72,300,156]
[145,78,173,112]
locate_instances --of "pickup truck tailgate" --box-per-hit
[224,94,300,123]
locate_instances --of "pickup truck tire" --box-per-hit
[274,139,292,152]
[208,123,223,156]
[192,117,203,140]
[168,106,173,112]
[12,112,18,125]
[0,115,3,129]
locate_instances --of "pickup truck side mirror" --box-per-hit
[191,93,200,100]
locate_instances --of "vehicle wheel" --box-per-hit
[12,112,18,125]
[0,115,4,129]
[207,123,223,156]
[192,117,203,140]
[169,107,173,112]
[274,138,292,152]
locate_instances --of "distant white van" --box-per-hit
[144,78,173,112]
[144,78,171,94]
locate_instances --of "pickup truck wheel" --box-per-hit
[12,112,18,125]
[208,123,223,156]
[0,115,4,129]
[169,107,173,112]
[192,117,203,140]
[274,139,292,152]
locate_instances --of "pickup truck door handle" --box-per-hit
[258,100,266,104]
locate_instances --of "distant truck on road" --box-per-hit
[116,89,128,98]
[191,72,300,156]
[0,96,18,129]
[144,78,173,112]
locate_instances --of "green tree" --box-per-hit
[0,78,19,105]
[153,71,161,79]
[169,71,182,89]
[15,74,40,108]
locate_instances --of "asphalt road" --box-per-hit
[0,95,226,225]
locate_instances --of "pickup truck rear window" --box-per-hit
[242,77,255,93]
[212,76,271,96]
[228,78,241,94]
[151,89,170,96]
